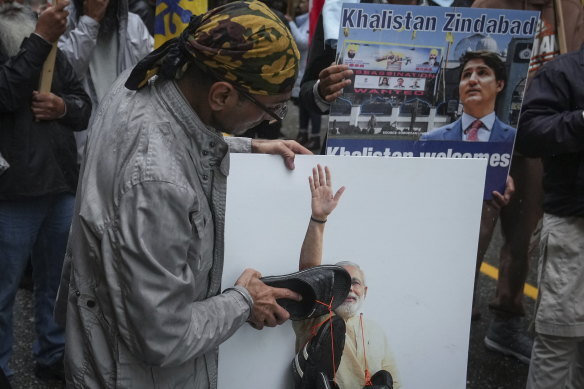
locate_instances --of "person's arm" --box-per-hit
[299,13,351,115]
[0,3,68,112]
[224,138,311,170]
[516,64,584,157]
[0,35,52,112]
[288,19,308,52]
[53,50,92,129]
[126,13,154,61]
[58,0,107,78]
[110,181,300,366]
[298,165,345,270]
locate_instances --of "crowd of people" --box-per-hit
[0,0,583,388]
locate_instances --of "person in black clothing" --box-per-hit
[515,44,584,389]
[0,0,91,381]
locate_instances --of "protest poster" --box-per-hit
[154,0,208,48]
[219,154,487,389]
[326,4,539,199]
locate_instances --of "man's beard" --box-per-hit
[0,2,36,57]
[334,292,364,320]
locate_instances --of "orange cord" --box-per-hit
[308,297,338,385]
[360,313,373,386]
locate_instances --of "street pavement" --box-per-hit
[7,105,537,388]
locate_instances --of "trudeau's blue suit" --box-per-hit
[421,116,516,142]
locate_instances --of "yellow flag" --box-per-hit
[446,31,454,44]
[154,0,208,48]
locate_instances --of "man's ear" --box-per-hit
[208,81,238,112]
[364,286,368,298]
[496,80,505,93]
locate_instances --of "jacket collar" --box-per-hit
[154,78,230,176]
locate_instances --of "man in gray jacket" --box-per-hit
[55,1,309,388]
[59,0,153,161]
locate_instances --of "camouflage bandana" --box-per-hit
[125,1,299,95]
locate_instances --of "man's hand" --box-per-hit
[310,164,345,220]
[34,1,70,42]
[235,269,302,330]
[83,0,110,22]
[317,64,353,102]
[31,91,66,121]
[251,139,311,170]
[490,175,515,210]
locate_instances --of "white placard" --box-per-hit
[219,154,487,389]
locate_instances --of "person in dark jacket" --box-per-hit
[0,0,92,381]
[515,44,584,389]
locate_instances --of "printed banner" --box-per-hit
[327,4,539,199]
[154,0,208,48]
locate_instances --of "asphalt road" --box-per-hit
[7,105,537,389]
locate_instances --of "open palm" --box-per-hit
[309,165,345,220]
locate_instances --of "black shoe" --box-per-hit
[261,265,351,320]
[296,132,309,145]
[34,359,65,382]
[292,316,346,389]
[305,137,321,150]
[484,317,533,364]
[0,367,12,389]
[366,369,393,389]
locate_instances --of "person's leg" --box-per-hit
[31,194,74,374]
[490,157,543,318]
[296,103,310,145]
[566,338,584,389]
[305,110,322,150]
[483,157,542,362]
[471,201,500,320]
[0,199,44,377]
[0,365,11,388]
[527,334,584,389]
[309,111,322,139]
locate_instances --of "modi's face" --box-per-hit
[335,265,367,320]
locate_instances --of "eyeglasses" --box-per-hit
[230,82,288,123]
[197,65,289,122]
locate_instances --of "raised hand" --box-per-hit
[317,64,353,102]
[309,164,345,221]
[34,0,70,42]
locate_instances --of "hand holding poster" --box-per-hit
[326,4,539,199]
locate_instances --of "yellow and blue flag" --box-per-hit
[154,0,208,48]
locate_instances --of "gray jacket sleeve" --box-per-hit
[109,181,251,366]
[58,14,100,79]
[225,136,252,153]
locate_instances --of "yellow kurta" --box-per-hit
[293,314,401,388]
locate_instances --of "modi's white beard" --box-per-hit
[334,292,364,320]
[0,3,36,57]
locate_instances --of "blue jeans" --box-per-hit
[0,193,74,376]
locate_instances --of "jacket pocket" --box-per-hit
[68,291,117,388]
